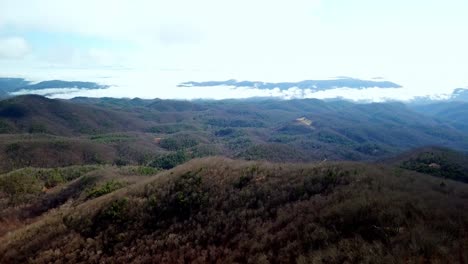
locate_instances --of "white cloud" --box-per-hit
[0,0,322,68]
[1,0,468,100]
[0,0,321,40]
[0,37,30,59]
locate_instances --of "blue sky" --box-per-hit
[0,0,467,100]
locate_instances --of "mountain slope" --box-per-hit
[197,99,468,160]
[1,158,467,263]
[0,95,153,135]
[387,146,468,183]
[0,132,166,174]
[0,78,30,94]
[410,101,468,132]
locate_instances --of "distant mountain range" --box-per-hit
[0,77,108,98]
[452,88,468,101]
[2,76,468,103]
[180,77,468,103]
[178,77,402,90]
[409,88,468,104]
[3,94,467,157]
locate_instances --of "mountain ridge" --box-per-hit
[178,77,403,91]
[0,78,108,98]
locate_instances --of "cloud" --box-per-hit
[0,37,30,59]
[159,23,202,46]
[0,0,323,66]
[0,0,316,78]
[0,0,321,38]
[1,0,468,99]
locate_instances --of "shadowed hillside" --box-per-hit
[0,95,153,135]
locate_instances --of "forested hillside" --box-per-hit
[1,95,467,172]
[1,158,467,263]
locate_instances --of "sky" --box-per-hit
[0,0,467,100]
